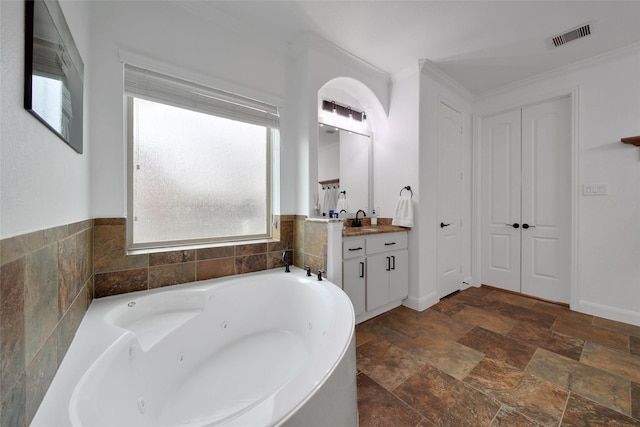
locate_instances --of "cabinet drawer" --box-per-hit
[366,232,408,255]
[343,239,366,259]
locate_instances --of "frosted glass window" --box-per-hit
[130,97,270,247]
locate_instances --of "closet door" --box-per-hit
[481,97,571,304]
[481,109,522,293]
[520,97,571,303]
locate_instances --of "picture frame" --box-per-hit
[24,0,84,154]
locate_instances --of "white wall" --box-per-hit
[474,46,640,325]
[382,69,421,307]
[88,1,291,218]
[289,35,391,216]
[404,62,473,311]
[1,0,92,239]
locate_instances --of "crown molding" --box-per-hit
[419,59,474,102]
[291,33,391,84]
[476,41,640,100]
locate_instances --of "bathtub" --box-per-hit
[32,267,358,427]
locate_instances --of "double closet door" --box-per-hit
[481,97,571,304]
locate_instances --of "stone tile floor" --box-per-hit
[355,286,640,426]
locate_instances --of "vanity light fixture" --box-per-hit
[322,100,365,122]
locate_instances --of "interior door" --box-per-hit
[437,102,464,298]
[481,97,571,303]
[481,109,522,293]
[520,97,571,303]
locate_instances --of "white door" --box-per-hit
[481,109,522,293]
[520,98,571,302]
[437,102,464,298]
[481,97,571,303]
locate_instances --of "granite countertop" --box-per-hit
[342,224,409,237]
[342,217,410,237]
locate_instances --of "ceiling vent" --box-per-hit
[549,23,592,48]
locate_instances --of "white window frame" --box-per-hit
[124,64,279,252]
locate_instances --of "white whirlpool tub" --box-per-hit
[32,267,358,427]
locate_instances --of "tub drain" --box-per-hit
[137,397,146,414]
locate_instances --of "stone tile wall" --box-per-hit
[92,215,295,298]
[0,220,93,426]
[293,216,328,276]
[0,215,297,425]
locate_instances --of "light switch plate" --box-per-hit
[583,183,609,196]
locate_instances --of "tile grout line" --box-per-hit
[557,391,571,427]
[360,372,425,423]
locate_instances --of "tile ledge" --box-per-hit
[127,238,279,256]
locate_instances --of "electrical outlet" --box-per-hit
[583,183,609,196]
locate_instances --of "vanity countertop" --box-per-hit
[342,223,409,237]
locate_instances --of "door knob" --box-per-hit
[440,222,450,228]
[506,223,520,228]
[522,223,535,229]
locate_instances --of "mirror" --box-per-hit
[317,123,371,217]
[24,0,84,154]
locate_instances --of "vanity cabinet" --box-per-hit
[366,233,409,311]
[342,231,409,322]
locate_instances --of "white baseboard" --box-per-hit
[355,300,403,324]
[578,300,640,327]
[403,291,439,312]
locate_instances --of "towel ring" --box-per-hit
[400,186,413,198]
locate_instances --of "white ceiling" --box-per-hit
[199,0,640,95]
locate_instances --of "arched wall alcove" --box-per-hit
[318,76,387,134]
[310,77,388,217]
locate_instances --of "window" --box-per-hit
[125,65,279,250]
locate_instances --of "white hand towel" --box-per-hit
[392,195,413,227]
[335,197,348,213]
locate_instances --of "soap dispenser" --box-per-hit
[371,207,379,226]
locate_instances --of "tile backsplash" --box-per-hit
[293,217,328,275]
[0,220,93,426]
[92,216,295,297]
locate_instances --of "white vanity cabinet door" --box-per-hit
[389,249,409,302]
[365,232,409,311]
[342,258,366,316]
[366,253,391,311]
